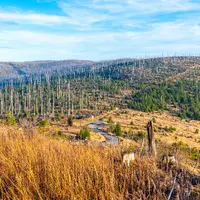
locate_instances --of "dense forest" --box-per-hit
[129,80,200,119]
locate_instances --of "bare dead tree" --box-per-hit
[147,120,157,156]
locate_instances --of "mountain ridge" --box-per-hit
[0,56,200,81]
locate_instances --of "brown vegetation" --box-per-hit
[0,130,199,199]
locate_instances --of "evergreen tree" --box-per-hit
[115,123,122,137]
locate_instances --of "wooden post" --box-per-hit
[147,120,157,156]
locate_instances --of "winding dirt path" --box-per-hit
[88,120,119,145]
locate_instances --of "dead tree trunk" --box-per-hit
[147,120,157,156]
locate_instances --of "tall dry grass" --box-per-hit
[0,131,198,199]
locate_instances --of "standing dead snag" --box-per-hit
[147,120,157,156]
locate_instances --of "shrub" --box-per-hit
[138,131,146,139]
[80,127,91,140]
[191,148,199,160]
[68,116,73,126]
[56,131,69,140]
[2,111,17,126]
[130,121,134,125]
[55,111,61,121]
[164,126,176,133]
[108,116,114,124]
[169,126,176,133]
[173,141,188,150]
[195,129,199,134]
[108,124,115,132]
[58,131,63,137]
[116,112,120,116]
[39,119,49,127]
[115,123,122,137]
[154,126,158,132]
[152,117,156,123]
[127,129,133,137]
[6,113,17,126]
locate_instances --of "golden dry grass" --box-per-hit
[106,110,200,150]
[1,130,198,200]
[37,120,105,143]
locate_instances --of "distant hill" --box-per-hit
[0,56,200,81]
[0,60,95,81]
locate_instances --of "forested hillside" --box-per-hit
[1,56,200,120]
[129,80,200,119]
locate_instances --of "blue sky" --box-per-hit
[0,0,200,61]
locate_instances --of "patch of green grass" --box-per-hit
[39,119,49,127]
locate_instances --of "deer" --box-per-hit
[162,154,176,164]
[122,152,135,166]
[162,154,176,171]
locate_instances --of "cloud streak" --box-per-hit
[0,12,78,26]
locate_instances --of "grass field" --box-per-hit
[0,110,200,199]
[105,109,200,150]
[0,130,199,199]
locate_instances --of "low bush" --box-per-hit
[79,127,91,140]
[39,119,49,127]
[67,116,73,126]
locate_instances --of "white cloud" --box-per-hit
[61,0,200,15]
[0,12,78,26]
[0,18,200,61]
[123,0,200,14]
[0,30,84,45]
[57,1,109,27]
[1,1,199,30]
[0,30,122,47]
[57,0,200,31]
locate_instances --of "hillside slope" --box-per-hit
[0,60,94,80]
[1,56,200,82]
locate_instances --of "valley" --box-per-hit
[1,0,200,198]
[0,56,200,199]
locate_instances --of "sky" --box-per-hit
[0,0,200,61]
